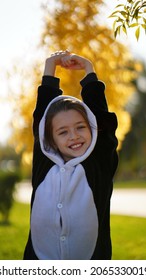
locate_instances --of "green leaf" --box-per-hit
[115,4,125,9]
[129,23,139,27]
[141,3,146,8]
[124,6,130,12]
[141,23,146,29]
[132,8,139,20]
[114,25,121,38]
[113,19,118,31]
[132,1,141,11]
[116,17,125,23]
[135,26,140,40]
[122,25,127,34]
[108,15,119,18]
[142,17,146,23]
[109,10,121,18]
[121,11,129,16]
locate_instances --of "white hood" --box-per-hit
[39,95,98,167]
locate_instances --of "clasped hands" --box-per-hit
[50,50,92,71]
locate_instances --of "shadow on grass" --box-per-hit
[0,220,12,226]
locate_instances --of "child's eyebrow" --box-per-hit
[56,121,87,132]
[56,126,68,132]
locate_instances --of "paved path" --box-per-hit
[111,188,146,217]
[15,181,146,218]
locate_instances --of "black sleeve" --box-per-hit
[33,76,62,137]
[80,72,108,114]
[81,73,117,133]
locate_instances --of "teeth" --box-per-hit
[71,144,82,149]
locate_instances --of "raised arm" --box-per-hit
[33,51,72,137]
[60,53,117,133]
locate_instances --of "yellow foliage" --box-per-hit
[22,152,33,166]
[9,0,139,166]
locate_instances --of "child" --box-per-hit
[23,50,118,260]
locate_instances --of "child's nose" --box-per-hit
[69,129,79,140]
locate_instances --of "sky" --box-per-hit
[0,0,146,144]
[0,0,45,144]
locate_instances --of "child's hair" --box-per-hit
[44,98,91,150]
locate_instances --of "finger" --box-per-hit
[51,50,70,57]
[61,56,71,65]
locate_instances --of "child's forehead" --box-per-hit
[52,109,87,128]
[53,109,86,122]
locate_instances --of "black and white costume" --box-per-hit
[23,73,118,260]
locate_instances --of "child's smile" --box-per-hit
[52,109,92,161]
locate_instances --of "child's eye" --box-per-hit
[77,125,86,130]
[58,130,68,135]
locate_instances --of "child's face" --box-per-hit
[52,109,92,162]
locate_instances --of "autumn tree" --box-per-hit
[10,0,137,166]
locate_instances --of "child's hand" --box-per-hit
[44,51,94,76]
[61,54,84,69]
[61,54,94,74]
[49,50,70,66]
[44,50,70,76]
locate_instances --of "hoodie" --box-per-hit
[31,95,99,260]
[23,73,118,260]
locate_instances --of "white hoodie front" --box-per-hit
[31,95,99,260]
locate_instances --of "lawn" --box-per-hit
[111,215,146,259]
[0,202,146,260]
[0,202,30,260]
[114,180,146,189]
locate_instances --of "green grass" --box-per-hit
[111,215,146,260]
[0,202,30,260]
[114,180,146,189]
[0,202,146,260]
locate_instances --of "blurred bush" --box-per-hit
[0,170,21,223]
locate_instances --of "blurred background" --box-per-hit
[0,0,146,260]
